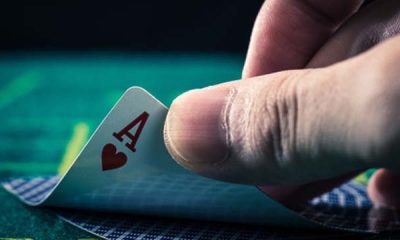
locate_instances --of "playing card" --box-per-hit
[3,87,400,239]
[3,87,309,226]
[5,175,400,237]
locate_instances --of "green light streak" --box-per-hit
[0,72,39,109]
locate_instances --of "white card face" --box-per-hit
[39,87,312,227]
[45,87,180,203]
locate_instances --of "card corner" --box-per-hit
[126,86,148,95]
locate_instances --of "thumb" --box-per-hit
[164,37,400,185]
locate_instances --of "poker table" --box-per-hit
[0,52,242,239]
[0,52,397,239]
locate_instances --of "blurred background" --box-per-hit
[0,1,263,238]
[0,1,262,53]
[0,0,263,178]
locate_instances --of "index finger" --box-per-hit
[242,0,363,78]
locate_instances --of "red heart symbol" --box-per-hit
[102,143,128,171]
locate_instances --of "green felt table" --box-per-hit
[0,52,242,239]
[0,52,398,239]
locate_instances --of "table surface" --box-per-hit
[0,52,242,239]
[0,52,398,239]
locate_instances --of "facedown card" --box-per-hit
[7,87,311,227]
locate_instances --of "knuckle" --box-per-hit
[226,72,303,183]
[257,74,300,167]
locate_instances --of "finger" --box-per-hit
[164,35,400,185]
[312,0,400,209]
[308,0,400,68]
[242,0,362,78]
[259,0,400,204]
[259,171,360,208]
[368,169,400,209]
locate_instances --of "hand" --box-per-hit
[164,0,400,209]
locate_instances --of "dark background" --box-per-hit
[0,1,397,239]
[0,1,263,54]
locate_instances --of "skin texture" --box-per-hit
[242,0,363,76]
[164,0,400,208]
